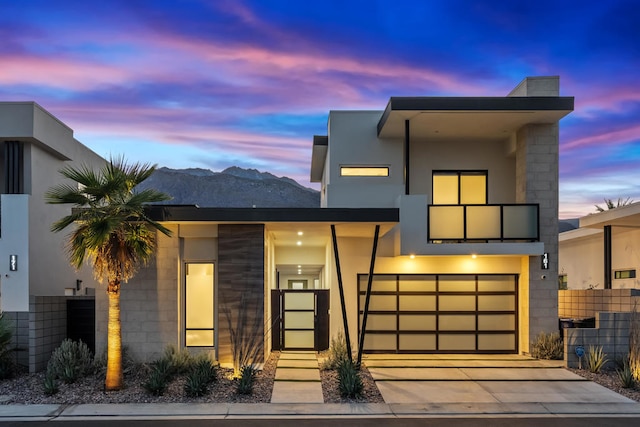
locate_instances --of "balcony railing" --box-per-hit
[428,204,539,242]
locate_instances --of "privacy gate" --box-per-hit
[271,289,329,351]
[359,274,518,353]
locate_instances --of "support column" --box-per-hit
[356,225,380,366]
[404,120,410,195]
[604,225,612,289]
[330,225,352,362]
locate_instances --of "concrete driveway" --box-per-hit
[363,354,633,405]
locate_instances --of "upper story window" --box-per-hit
[340,166,389,177]
[614,269,636,280]
[432,171,487,205]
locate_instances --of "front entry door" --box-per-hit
[271,290,329,351]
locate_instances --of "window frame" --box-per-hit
[432,170,488,205]
[340,165,390,177]
[183,261,216,348]
[614,269,636,280]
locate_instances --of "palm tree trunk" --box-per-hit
[105,281,123,391]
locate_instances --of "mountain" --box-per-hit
[137,167,320,208]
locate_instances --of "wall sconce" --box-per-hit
[76,279,82,291]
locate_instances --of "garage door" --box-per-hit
[358,274,518,353]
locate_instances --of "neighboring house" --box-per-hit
[559,202,640,290]
[93,76,573,367]
[0,102,104,372]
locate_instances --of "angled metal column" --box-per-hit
[331,224,352,362]
[356,225,380,367]
[604,225,612,289]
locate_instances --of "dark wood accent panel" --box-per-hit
[316,290,330,351]
[217,224,265,366]
[271,290,282,351]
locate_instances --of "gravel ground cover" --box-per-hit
[570,368,640,402]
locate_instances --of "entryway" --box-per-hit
[271,290,329,351]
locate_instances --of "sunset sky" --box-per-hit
[1,0,638,218]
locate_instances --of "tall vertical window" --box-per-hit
[185,263,215,347]
[433,171,487,205]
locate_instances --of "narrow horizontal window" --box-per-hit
[614,269,636,279]
[340,166,389,177]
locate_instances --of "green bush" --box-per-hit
[530,332,563,360]
[338,359,363,398]
[587,345,609,373]
[236,365,257,395]
[184,359,217,398]
[143,356,174,396]
[163,345,195,375]
[42,371,59,396]
[321,330,350,370]
[617,357,635,389]
[47,339,93,384]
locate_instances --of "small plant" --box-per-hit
[530,331,563,360]
[586,345,609,373]
[617,358,635,389]
[163,345,195,375]
[630,303,640,381]
[321,330,350,370]
[338,359,363,398]
[46,339,93,384]
[236,365,257,395]
[143,356,174,396]
[42,371,59,396]
[184,356,218,397]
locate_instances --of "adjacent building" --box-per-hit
[0,102,103,372]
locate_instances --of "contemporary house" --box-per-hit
[93,76,574,367]
[559,202,640,290]
[0,102,104,372]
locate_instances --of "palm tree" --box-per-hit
[46,157,172,390]
[595,197,634,212]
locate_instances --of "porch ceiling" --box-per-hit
[267,222,396,247]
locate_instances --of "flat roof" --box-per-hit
[377,96,575,139]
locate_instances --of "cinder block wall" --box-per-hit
[559,289,640,318]
[564,312,630,369]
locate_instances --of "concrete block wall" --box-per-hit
[2,311,29,369]
[558,289,640,318]
[564,312,630,369]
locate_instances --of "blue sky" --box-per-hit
[1,0,638,218]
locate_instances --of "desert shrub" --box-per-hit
[530,332,563,360]
[0,313,15,379]
[338,359,363,398]
[46,339,93,383]
[587,345,609,373]
[321,330,350,370]
[163,345,196,375]
[617,357,635,389]
[236,365,257,395]
[183,355,217,397]
[42,371,59,396]
[143,356,175,396]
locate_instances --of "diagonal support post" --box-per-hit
[357,224,380,367]
[331,224,352,362]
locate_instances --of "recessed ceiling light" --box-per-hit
[471,254,477,259]
[409,254,415,259]
[297,241,302,246]
[297,231,303,236]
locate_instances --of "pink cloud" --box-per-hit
[563,124,640,151]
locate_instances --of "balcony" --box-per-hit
[428,204,539,243]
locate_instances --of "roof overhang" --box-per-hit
[310,135,328,182]
[579,202,640,229]
[377,96,575,139]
